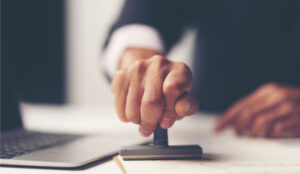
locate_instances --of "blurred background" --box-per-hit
[2,0,195,108]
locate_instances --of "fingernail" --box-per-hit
[183,98,192,114]
[139,128,152,137]
[161,117,172,128]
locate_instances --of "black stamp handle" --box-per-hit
[153,125,168,146]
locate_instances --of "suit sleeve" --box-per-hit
[104,0,192,53]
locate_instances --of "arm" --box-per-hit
[103,0,197,136]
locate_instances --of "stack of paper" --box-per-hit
[114,113,300,174]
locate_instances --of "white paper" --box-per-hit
[116,114,300,174]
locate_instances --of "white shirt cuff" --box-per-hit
[102,24,164,78]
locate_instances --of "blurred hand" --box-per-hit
[215,83,300,138]
[110,48,199,137]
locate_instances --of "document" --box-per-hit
[114,114,300,174]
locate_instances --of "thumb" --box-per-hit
[175,93,199,118]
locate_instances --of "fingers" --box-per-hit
[269,107,300,138]
[160,62,193,129]
[249,102,293,137]
[268,117,299,138]
[215,89,265,132]
[111,54,196,137]
[175,93,199,117]
[139,62,165,136]
[215,83,290,133]
[214,82,300,138]
[234,92,290,135]
[125,61,145,124]
[111,70,130,122]
[214,91,266,132]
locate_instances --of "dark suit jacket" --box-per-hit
[106,0,300,112]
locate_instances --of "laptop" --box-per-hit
[0,75,148,168]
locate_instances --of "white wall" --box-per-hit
[66,0,195,106]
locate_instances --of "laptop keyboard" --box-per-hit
[1,130,82,159]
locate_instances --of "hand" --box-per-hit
[110,48,199,137]
[215,83,300,138]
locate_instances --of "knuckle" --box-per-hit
[163,78,190,94]
[273,89,288,101]
[152,55,165,62]
[178,62,192,77]
[256,82,285,98]
[175,62,192,80]
[152,55,168,67]
[131,60,145,73]
[257,82,277,93]
[142,95,162,107]
[265,82,279,91]
[163,81,181,94]
[175,62,188,71]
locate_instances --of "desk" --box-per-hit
[119,114,300,174]
[1,104,137,174]
[1,104,300,174]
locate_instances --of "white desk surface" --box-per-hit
[1,104,300,174]
[119,114,300,174]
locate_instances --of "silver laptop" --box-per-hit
[0,84,148,168]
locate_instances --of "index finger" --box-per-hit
[161,63,192,128]
[214,86,271,132]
